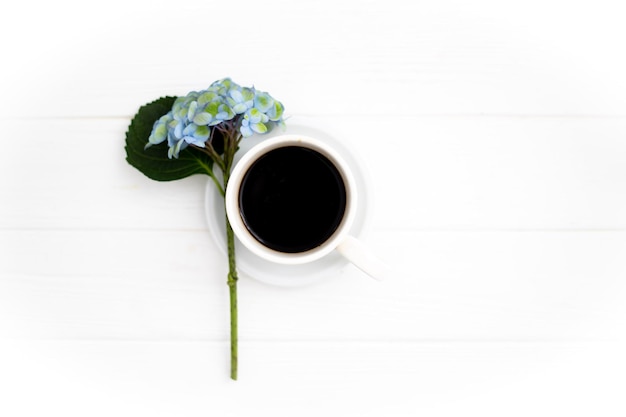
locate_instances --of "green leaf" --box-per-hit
[124,96,215,182]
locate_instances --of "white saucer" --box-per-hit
[204,116,371,287]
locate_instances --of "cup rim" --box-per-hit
[225,134,358,265]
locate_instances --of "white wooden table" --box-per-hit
[2,0,626,415]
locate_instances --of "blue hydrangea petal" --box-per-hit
[167,131,177,147]
[193,125,210,141]
[186,101,198,121]
[182,135,206,147]
[216,107,234,121]
[170,138,187,158]
[266,101,284,121]
[174,121,184,139]
[182,124,194,136]
[229,89,244,103]
[251,122,268,134]
[197,91,217,105]
[240,124,254,137]
[148,122,167,145]
[147,114,171,147]
[246,108,262,124]
[241,87,255,102]
[193,112,212,125]
[232,103,248,114]
[169,138,186,158]
[180,124,210,142]
[254,92,273,113]
[205,101,220,117]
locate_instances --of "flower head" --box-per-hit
[145,78,284,158]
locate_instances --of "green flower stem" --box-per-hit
[223,132,239,381]
[225,212,238,380]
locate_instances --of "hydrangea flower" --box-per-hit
[145,78,284,158]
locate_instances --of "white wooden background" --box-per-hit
[2,0,626,415]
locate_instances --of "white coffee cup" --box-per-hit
[225,134,387,280]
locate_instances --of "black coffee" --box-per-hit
[239,146,347,253]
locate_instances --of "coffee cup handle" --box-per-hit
[336,235,388,281]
